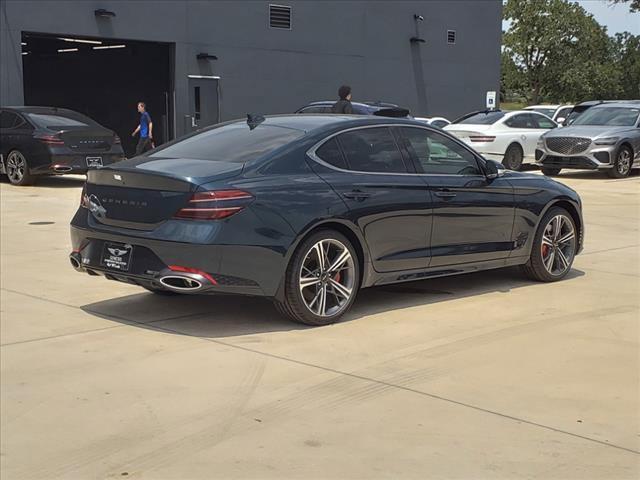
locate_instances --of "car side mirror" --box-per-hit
[484,159,504,180]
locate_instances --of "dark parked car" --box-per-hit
[296,101,410,117]
[0,106,125,186]
[70,115,584,325]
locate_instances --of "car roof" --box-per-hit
[589,102,640,109]
[233,114,430,134]
[525,105,560,109]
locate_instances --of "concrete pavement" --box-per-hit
[1,172,639,479]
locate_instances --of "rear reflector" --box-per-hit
[469,136,496,142]
[174,189,253,220]
[80,184,89,208]
[168,265,217,285]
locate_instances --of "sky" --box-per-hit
[502,0,640,35]
[577,0,640,35]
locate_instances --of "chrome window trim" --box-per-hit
[306,123,487,178]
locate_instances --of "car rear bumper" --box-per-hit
[69,223,283,297]
[32,153,126,175]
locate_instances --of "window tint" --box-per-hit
[150,123,304,163]
[315,137,347,169]
[572,107,640,127]
[505,113,537,129]
[337,127,407,173]
[0,111,19,129]
[528,107,556,118]
[27,112,96,129]
[401,127,481,176]
[532,114,556,129]
[300,106,330,114]
[555,107,572,120]
[455,111,506,125]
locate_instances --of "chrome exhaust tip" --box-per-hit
[52,165,73,173]
[159,275,203,291]
[69,253,82,270]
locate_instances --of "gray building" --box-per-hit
[1,0,502,155]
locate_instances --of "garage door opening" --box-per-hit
[21,32,174,157]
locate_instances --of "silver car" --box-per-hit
[536,102,640,178]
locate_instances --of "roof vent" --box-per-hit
[447,30,456,44]
[270,4,291,30]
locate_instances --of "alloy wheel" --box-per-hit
[616,149,631,176]
[541,214,575,276]
[6,151,26,184]
[299,239,356,317]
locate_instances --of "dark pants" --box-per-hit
[135,137,152,156]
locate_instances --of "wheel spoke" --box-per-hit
[329,278,352,300]
[312,242,326,271]
[544,249,555,272]
[552,216,562,240]
[317,285,327,316]
[557,231,574,245]
[299,276,321,290]
[327,248,350,273]
[542,235,554,247]
[556,248,570,271]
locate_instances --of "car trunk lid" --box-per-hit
[84,157,244,230]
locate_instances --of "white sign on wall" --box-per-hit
[486,91,497,109]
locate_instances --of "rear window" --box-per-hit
[150,123,304,163]
[27,112,96,129]
[572,107,640,127]
[454,111,506,125]
[527,107,556,118]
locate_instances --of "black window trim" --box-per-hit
[307,124,488,178]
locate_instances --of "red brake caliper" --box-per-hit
[541,244,550,258]
[334,271,341,282]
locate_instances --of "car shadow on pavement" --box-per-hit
[81,267,585,338]
[553,170,639,180]
[31,176,86,188]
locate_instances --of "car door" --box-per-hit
[307,126,432,273]
[503,113,541,159]
[398,126,515,267]
[0,110,21,172]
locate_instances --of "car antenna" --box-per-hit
[247,113,265,130]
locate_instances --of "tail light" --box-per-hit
[36,133,64,145]
[469,136,496,143]
[174,189,254,220]
[114,135,121,144]
[80,184,89,208]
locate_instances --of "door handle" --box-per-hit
[343,190,371,201]
[434,189,457,199]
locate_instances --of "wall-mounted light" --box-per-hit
[197,53,218,60]
[410,37,426,44]
[94,8,116,18]
[57,48,79,53]
[58,37,102,45]
[93,44,126,50]
[414,14,424,21]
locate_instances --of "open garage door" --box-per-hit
[21,33,173,158]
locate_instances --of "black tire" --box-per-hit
[275,230,361,326]
[502,144,524,171]
[541,167,561,176]
[6,150,35,186]
[143,285,180,296]
[607,145,633,179]
[521,206,577,282]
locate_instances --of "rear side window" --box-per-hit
[150,123,304,163]
[315,137,347,169]
[0,111,20,129]
[401,127,481,176]
[337,127,407,173]
[505,114,537,129]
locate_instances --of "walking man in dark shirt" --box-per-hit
[331,85,354,114]
[132,102,153,155]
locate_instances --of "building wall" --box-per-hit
[0,0,502,135]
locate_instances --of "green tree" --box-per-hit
[612,32,640,98]
[503,0,626,103]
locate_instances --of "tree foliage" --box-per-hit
[502,0,639,103]
[610,0,640,13]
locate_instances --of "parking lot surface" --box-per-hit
[1,172,639,479]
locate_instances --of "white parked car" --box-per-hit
[525,105,574,124]
[414,116,451,128]
[444,110,558,170]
